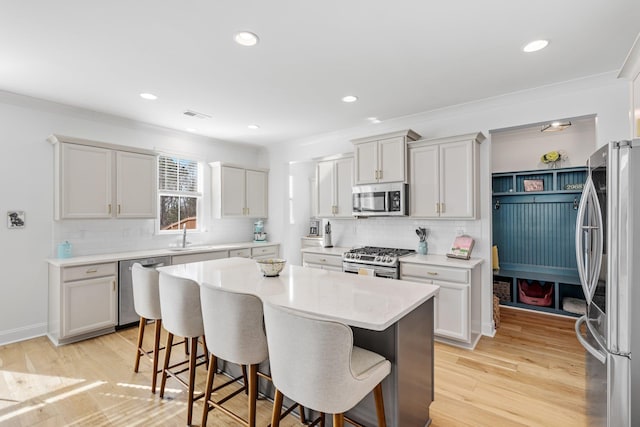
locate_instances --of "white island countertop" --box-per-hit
[157,257,439,331]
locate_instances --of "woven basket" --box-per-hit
[493,280,511,303]
[493,295,501,329]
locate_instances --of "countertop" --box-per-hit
[158,257,439,331]
[46,241,280,267]
[400,253,484,268]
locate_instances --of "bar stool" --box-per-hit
[131,263,164,393]
[158,273,209,426]
[263,302,391,427]
[199,285,308,427]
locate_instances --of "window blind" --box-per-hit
[158,156,201,195]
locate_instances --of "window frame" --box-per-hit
[157,154,203,234]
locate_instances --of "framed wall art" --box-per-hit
[523,179,544,192]
[7,211,25,229]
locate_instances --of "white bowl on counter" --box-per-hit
[256,258,286,277]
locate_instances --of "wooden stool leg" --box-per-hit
[134,317,145,372]
[201,354,217,427]
[271,389,284,427]
[333,413,345,427]
[186,337,198,426]
[151,319,162,393]
[248,364,258,427]
[373,383,387,427]
[201,335,209,370]
[159,332,174,398]
[242,365,249,395]
[298,404,307,423]
[320,413,325,427]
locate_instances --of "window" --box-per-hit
[158,155,202,231]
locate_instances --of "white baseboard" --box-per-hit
[0,323,47,346]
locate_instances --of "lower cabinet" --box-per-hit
[48,262,118,345]
[400,257,482,349]
[170,250,229,265]
[302,252,343,272]
[251,245,279,260]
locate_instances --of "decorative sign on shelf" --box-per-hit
[523,179,544,192]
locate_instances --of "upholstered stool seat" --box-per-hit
[263,302,391,427]
[158,273,209,426]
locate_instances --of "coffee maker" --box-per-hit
[254,220,267,242]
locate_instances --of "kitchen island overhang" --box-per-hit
[158,257,439,427]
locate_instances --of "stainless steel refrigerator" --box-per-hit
[575,139,640,426]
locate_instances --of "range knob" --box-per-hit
[375,256,381,262]
[384,256,392,263]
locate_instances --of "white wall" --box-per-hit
[0,91,265,345]
[267,72,632,338]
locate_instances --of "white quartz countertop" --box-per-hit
[46,241,280,267]
[400,254,483,268]
[300,246,350,256]
[157,257,439,331]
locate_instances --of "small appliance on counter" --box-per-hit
[254,219,267,242]
[323,221,333,248]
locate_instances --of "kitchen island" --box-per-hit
[157,257,439,427]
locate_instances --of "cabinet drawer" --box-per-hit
[229,248,251,258]
[251,245,278,258]
[303,253,343,268]
[171,251,228,265]
[63,263,118,282]
[401,263,469,284]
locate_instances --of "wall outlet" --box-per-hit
[456,228,465,236]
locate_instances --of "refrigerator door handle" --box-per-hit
[575,176,603,305]
[575,315,607,364]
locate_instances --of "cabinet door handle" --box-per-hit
[440,202,445,213]
[117,204,121,214]
[435,203,440,214]
[378,170,382,180]
[246,207,250,215]
[86,268,98,274]
[108,204,112,214]
[113,280,116,291]
[427,272,439,276]
[320,258,327,262]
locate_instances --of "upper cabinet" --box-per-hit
[351,130,421,185]
[210,162,269,218]
[49,135,157,220]
[408,132,485,219]
[316,155,353,218]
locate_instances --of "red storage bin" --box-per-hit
[518,279,553,307]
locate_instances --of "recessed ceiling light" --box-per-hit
[234,31,259,47]
[139,93,158,100]
[248,124,260,130]
[541,121,571,132]
[523,40,549,53]
[367,117,381,124]
[342,95,358,103]
[186,128,197,133]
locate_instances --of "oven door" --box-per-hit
[343,262,398,279]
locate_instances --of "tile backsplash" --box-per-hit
[324,217,482,255]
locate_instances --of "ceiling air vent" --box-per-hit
[183,109,212,119]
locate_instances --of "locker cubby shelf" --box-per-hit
[492,166,587,195]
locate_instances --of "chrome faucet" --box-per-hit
[182,224,187,248]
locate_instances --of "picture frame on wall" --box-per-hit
[523,179,544,192]
[7,211,25,229]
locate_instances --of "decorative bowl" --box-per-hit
[256,258,286,277]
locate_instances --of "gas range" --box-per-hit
[343,246,415,266]
[342,246,415,279]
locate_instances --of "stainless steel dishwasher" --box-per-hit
[118,256,171,328]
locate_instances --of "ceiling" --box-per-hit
[1,1,639,146]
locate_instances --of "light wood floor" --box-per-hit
[0,307,586,426]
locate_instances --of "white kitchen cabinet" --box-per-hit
[302,252,343,272]
[251,244,279,260]
[408,132,484,219]
[49,135,157,220]
[316,155,353,218]
[210,162,269,218]
[352,130,421,185]
[170,250,229,265]
[400,256,482,349]
[48,262,118,345]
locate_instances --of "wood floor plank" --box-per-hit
[0,307,587,426]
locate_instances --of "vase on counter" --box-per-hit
[417,241,427,255]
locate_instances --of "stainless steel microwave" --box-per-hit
[352,183,408,216]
